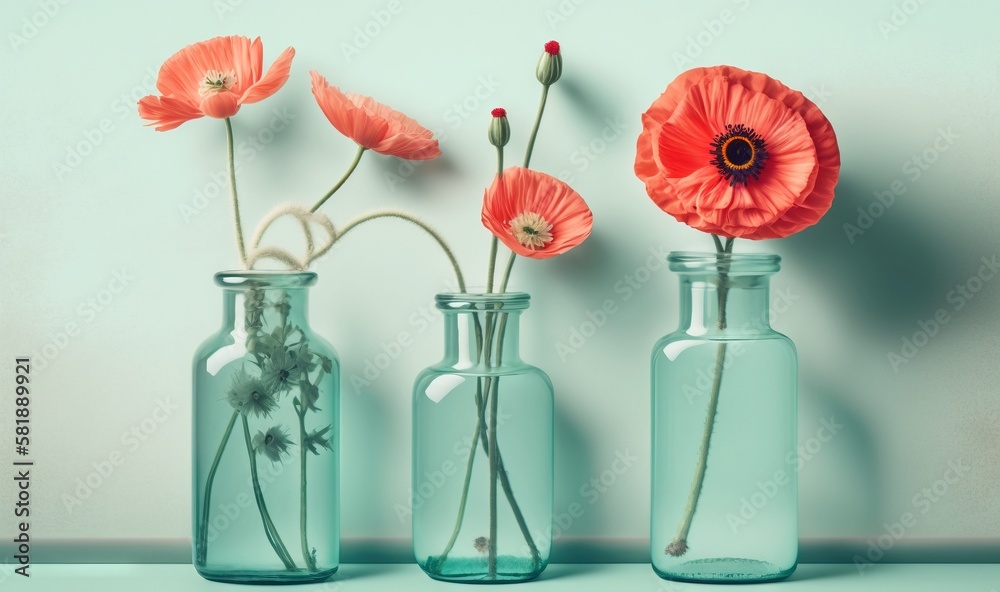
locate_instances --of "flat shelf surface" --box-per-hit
[4,563,999,590]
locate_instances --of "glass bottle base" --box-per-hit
[420,556,544,584]
[653,558,795,583]
[195,565,338,585]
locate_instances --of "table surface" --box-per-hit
[3,563,999,591]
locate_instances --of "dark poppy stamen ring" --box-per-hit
[710,123,769,186]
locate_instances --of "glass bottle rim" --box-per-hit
[667,251,781,274]
[436,292,530,311]
[214,270,318,289]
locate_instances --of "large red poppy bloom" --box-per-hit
[310,71,440,160]
[635,66,840,239]
[138,36,294,131]
[482,166,593,260]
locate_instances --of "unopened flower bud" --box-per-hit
[536,40,562,86]
[488,107,510,148]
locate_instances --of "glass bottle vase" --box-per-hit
[412,293,553,583]
[651,253,797,583]
[192,271,340,584]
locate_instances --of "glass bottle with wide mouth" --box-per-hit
[193,271,340,584]
[651,253,797,583]
[413,292,554,583]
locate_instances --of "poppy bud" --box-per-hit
[488,107,510,148]
[536,40,562,86]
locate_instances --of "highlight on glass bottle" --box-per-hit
[412,293,554,583]
[650,252,798,583]
[193,271,340,584]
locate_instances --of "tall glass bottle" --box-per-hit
[193,271,340,584]
[413,293,553,583]
[651,253,797,583]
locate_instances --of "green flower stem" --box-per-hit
[195,409,239,565]
[310,145,367,214]
[333,209,466,292]
[487,370,499,578]
[225,118,248,269]
[241,414,297,570]
[296,405,317,571]
[523,85,550,169]
[667,235,734,556]
[432,381,486,569]
[486,146,505,293]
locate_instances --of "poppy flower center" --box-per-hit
[251,390,261,401]
[710,124,769,186]
[264,434,274,445]
[509,212,554,250]
[199,70,236,96]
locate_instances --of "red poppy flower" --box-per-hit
[138,36,294,131]
[482,166,593,260]
[310,70,440,160]
[635,65,840,239]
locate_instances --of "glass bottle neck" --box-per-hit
[222,287,310,333]
[677,274,773,336]
[442,310,522,369]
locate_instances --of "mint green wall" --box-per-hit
[1,0,998,559]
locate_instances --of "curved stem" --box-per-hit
[666,238,734,556]
[242,415,297,569]
[488,372,499,578]
[310,145,367,213]
[523,85,550,169]
[333,209,466,292]
[196,410,238,565]
[432,384,486,569]
[225,118,248,269]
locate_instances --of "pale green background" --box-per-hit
[1,0,998,564]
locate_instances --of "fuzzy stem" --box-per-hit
[523,85,550,169]
[310,145,367,214]
[333,209,466,291]
[667,236,734,556]
[297,405,317,571]
[225,118,249,269]
[195,409,239,565]
[242,414,297,569]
